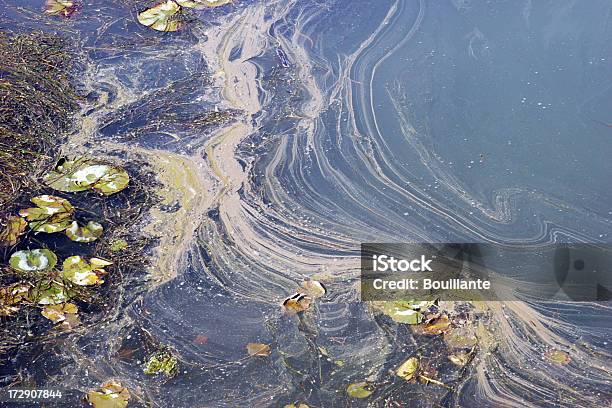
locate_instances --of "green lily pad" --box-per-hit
[30,281,71,305]
[9,249,58,273]
[43,159,130,195]
[0,215,27,246]
[19,195,74,233]
[62,255,110,286]
[143,349,178,377]
[30,195,74,214]
[346,382,373,399]
[65,220,103,243]
[137,0,182,32]
[87,381,130,408]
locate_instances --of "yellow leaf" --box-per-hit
[396,357,419,381]
[247,342,270,357]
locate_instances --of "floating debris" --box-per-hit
[143,348,179,377]
[448,351,471,366]
[444,326,478,349]
[44,0,80,17]
[65,220,103,243]
[299,280,326,298]
[43,159,129,195]
[0,282,30,316]
[109,239,129,252]
[19,195,74,233]
[346,382,373,399]
[30,280,72,305]
[416,314,451,335]
[375,300,434,325]
[0,216,27,246]
[9,249,58,273]
[62,255,112,286]
[247,342,270,357]
[87,380,130,408]
[396,356,419,381]
[175,0,232,8]
[137,0,182,32]
[193,334,208,345]
[41,302,78,323]
[282,292,312,313]
[545,349,571,365]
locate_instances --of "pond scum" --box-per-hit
[0,30,162,405]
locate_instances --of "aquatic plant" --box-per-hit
[65,220,104,243]
[346,382,374,399]
[43,0,80,17]
[43,158,130,195]
[143,348,179,377]
[19,195,74,233]
[87,381,131,408]
[62,255,112,286]
[0,216,27,246]
[137,0,182,32]
[9,249,58,273]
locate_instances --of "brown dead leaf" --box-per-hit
[247,342,270,357]
[193,334,208,345]
[0,216,27,246]
[283,293,312,313]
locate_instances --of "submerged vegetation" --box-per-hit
[0,29,159,404]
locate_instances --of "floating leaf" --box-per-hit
[144,349,178,377]
[137,0,182,32]
[396,357,419,381]
[380,301,425,325]
[41,302,78,323]
[247,342,270,357]
[44,0,80,17]
[43,159,129,195]
[300,280,326,298]
[20,195,74,233]
[0,282,30,316]
[30,195,74,214]
[9,249,58,273]
[545,349,570,365]
[31,281,71,305]
[346,382,373,399]
[65,220,103,243]
[62,255,110,286]
[444,327,478,349]
[175,0,232,8]
[417,314,451,335]
[448,352,471,366]
[282,292,312,313]
[0,216,27,246]
[87,381,130,408]
[92,167,130,195]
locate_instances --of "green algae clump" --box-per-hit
[143,348,178,377]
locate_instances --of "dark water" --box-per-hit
[1,0,611,407]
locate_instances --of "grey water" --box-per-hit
[1,0,611,407]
